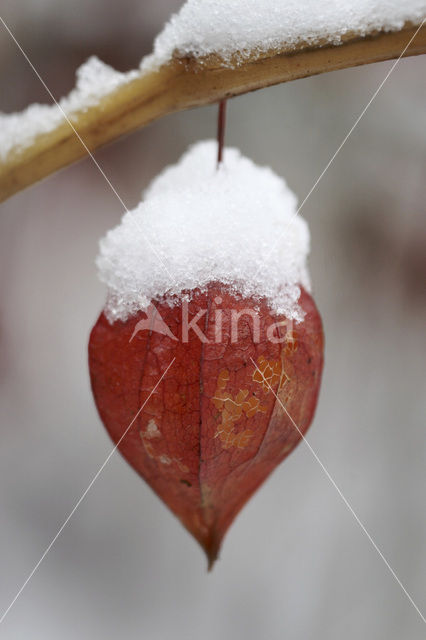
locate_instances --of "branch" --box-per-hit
[0,23,425,203]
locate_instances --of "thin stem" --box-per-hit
[217,99,227,167]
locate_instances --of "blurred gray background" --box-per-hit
[0,1,425,638]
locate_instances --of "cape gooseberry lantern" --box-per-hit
[88,140,324,568]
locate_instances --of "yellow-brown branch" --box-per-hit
[0,23,425,203]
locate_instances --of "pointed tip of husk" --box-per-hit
[207,549,219,572]
[204,533,221,571]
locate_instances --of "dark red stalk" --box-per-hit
[217,100,227,167]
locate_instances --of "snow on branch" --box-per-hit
[0,0,425,202]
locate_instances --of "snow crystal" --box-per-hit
[97,140,311,324]
[0,56,138,162]
[142,0,426,69]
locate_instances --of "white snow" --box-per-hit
[142,0,426,69]
[97,140,311,323]
[1,1,424,162]
[0,56,138,162]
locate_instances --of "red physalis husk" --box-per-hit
[89,283,324,568]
